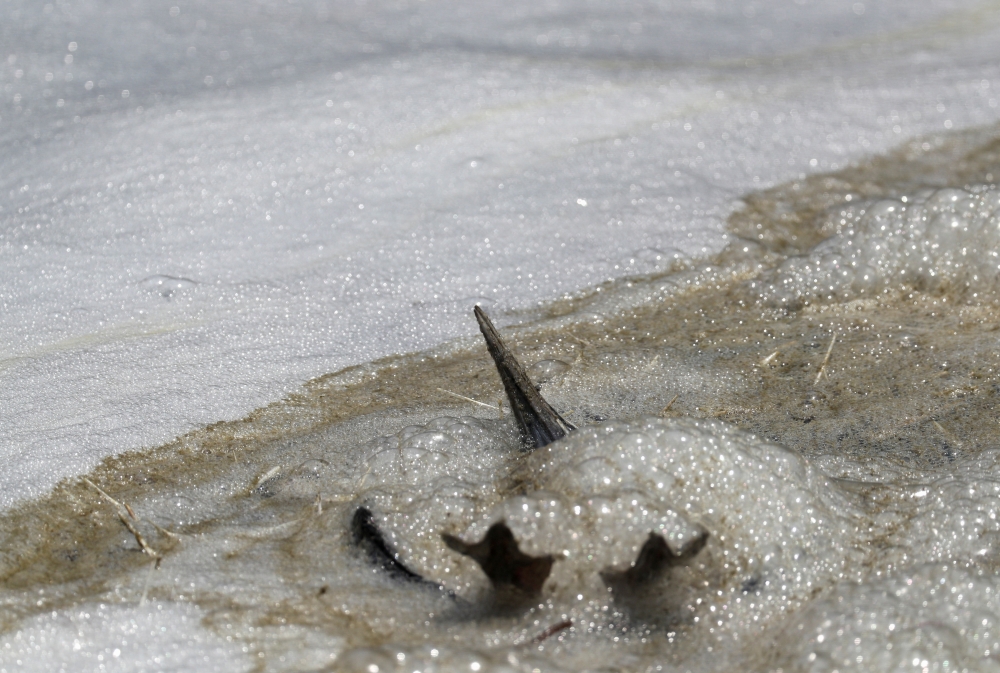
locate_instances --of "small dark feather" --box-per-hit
[474,306,575,450]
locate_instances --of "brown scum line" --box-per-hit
[0,349,493,578]
[0,278,689,626]
[0,290,967,623]
[0,262,747,629]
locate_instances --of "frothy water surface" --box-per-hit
[3,128,1000,672]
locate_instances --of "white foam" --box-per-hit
[769,449,1000,672]
[2,1,1000,511]
[777,563,1000,673]
[312,414,1000,671]
[0,602,251,673]
[758,187,1000,305]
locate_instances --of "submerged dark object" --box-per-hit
[474,305,575,450]
[350,308,710,605]
[442,521,555,597]
[352,506,439,587]
[600,529,709,594]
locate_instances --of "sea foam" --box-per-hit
[757,188,1000,306]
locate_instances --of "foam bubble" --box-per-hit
[756,188,1000,306]
[0,602,251,673]
[308,414,866,670]
[303,409,1000,671]
[776,564,1000,673]
[527,359,572,384]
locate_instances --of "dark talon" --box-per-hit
[352,506,437,587]
[442,521,555,597]
[474,306,575,450]
[600,528,709,593]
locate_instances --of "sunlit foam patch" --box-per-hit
[774,563,1000,673]
[289,414,867,668]
[312,413,1000,672]
[0,602,252,673]
[752,187,1000,308]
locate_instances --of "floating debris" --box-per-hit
[530,619,573,644]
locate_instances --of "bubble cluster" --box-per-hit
[756,188,1000,306]
[776,564,1000,673]
[315,405,1000,672]
[314,414,871,670]
[0,603,248,673]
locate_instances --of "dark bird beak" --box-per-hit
[474,306,575,450]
